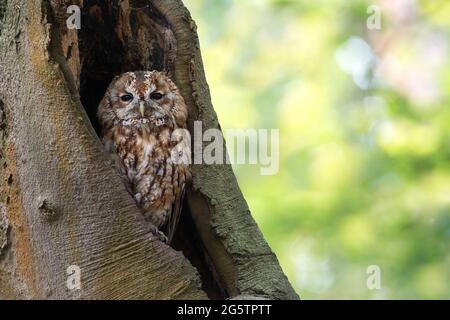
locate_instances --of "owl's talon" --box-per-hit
[146,222,168,243]
[134,193,142,203]
[156,230,169,243]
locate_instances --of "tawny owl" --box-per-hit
[97,71,191,243]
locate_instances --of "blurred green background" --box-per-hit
[184,0,450,299]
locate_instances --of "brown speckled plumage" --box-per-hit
[97,71,190,242]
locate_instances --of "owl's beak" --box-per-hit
[139,102,146,117]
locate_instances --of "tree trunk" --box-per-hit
[0,0,298,300]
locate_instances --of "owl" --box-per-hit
[97,71,191,243]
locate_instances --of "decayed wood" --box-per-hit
[0,0,298,300]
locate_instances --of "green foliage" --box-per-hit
[185,0,450,299]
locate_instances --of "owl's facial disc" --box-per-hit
[106,71,183,129]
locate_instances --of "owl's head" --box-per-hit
[98,71,188,130]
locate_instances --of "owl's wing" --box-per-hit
[102,137,133,195]
[165,184,185,244]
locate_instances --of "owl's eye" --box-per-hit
[150,92,163,100]
[120,94,134,102]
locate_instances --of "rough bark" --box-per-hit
[0,0,299,300]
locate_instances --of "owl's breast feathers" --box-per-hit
[104,124,190,235]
